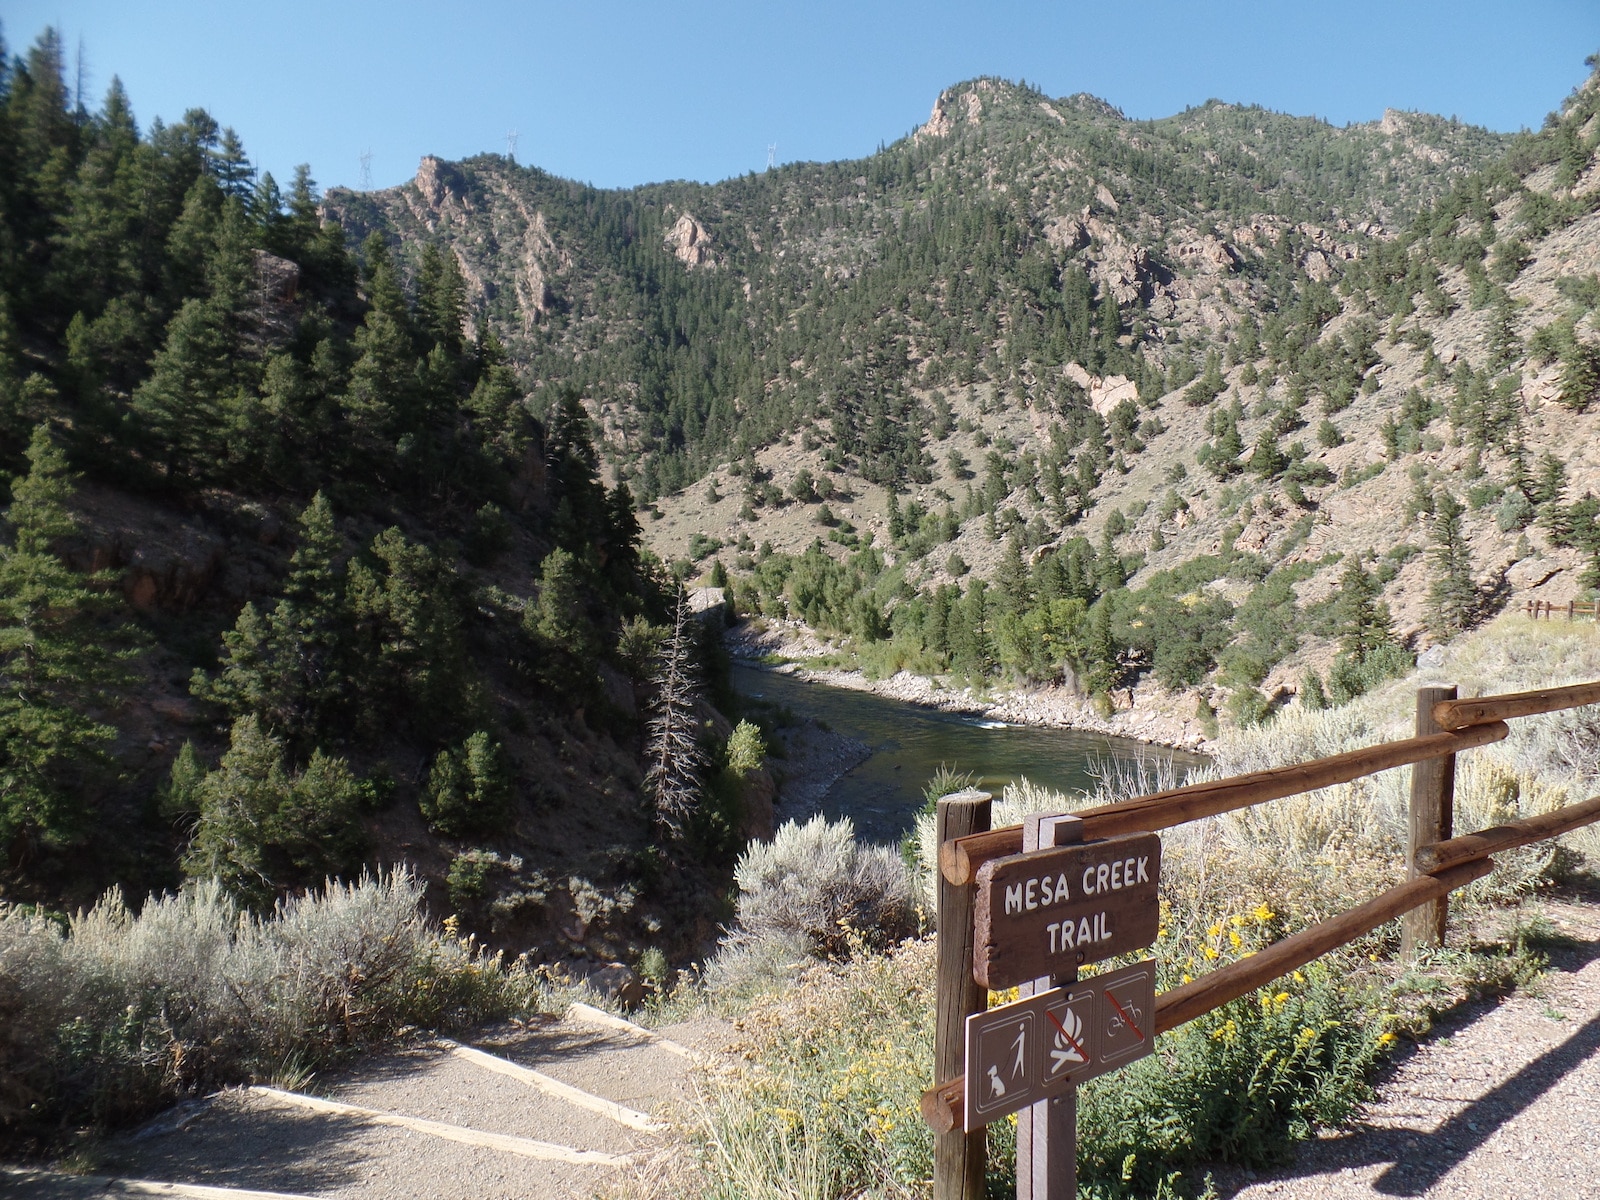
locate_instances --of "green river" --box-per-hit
[730,663,1207,844]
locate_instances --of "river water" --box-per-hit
[731,663,1207,844]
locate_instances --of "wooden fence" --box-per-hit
[922,679,1600,1198]
[1525,598,1600,620]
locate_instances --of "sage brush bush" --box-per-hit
[721,815,915,966]
[0,871,537,1152]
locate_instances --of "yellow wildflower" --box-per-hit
[1253,903,1276,923]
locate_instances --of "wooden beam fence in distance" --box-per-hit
[939,722,1509,887]
[1524,598,1600,620]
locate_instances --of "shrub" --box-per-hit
[1326,643,1413,707]
[0,872,537,1152]
[692,930,1387,1200]
[1079,960,1384,1192]
[726,816,916,960]
[725,720,767,775]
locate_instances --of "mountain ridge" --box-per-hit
[334,63,1600,739]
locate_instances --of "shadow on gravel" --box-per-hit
[99,1098,371,1196]
[1370,1012,1600,1196]
[1206,1012,1600,1199]
[478,1019,628,1061]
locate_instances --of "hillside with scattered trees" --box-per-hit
[339,61,1600,743]
[5,20,1600,953]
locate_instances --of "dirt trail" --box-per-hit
[5,1006,733,1200]
[1218,894,1600,1200]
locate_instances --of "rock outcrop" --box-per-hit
[665,213,715,269]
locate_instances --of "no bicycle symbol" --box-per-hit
[962,960,1157,1131]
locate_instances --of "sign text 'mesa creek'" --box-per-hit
[972,832,1162,990]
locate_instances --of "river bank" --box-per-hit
[726,616,1214,755]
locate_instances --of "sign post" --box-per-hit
[928,809,1163,1200]
[1017,813,1079,1199]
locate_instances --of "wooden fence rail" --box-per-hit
[1432,680,1600,730]
[1525,598,1600,621]
[924,677,1600,1184]
[939,722,1509,888]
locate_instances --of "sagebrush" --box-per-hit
[0,871,540,1151]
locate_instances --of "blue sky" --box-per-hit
[5,2,1598,193]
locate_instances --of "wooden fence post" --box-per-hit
[1403,685,1457,956]
[935,790,992,1200]
[1016,813,1082,1200]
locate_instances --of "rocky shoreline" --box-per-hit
[726,616,1213,754]
[766,722,873,821]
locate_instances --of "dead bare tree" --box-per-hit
[644,591,705,835]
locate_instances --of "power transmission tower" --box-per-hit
[767,142,777,170]
[506,128,519,163]
[358,149,373,190]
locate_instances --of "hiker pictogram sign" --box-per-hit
[962,959,1157,1131]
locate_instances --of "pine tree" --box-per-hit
[995,531,1030,615]
[347,527,467,727]
[183,715,365,907]
[644,592,706,836]
[420,730,510,837]
[1333,556,1393,661]
[341,306,420,462]
[1427,492,1476,637]
[465,330,530,462]
[211,127,255,200]
[195,493,351,749]
[1247,426,1285,479]
[416,242,467,355]
[523,546,598,697]
[0,426,128,847]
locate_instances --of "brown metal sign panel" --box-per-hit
[962,959,1158,1131]
[1095,961,1156,1070]
[972,833,1161,991]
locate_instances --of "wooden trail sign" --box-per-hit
[962,959,1157,1131]
[973,833,1162,990]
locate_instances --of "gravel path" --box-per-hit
[1217,895,1600,1200]
[5,1009,732,1200]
